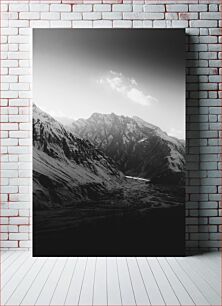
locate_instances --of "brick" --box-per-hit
[72,21,93,28]
[1,28,18,36]
[1,241,18,248]
[209,60,221,68]
[1,139,18,146]
[1,123,18,131]
[9,115,30,123]
[73,5,92,12]
[50,4,71,12]
[179,13,198,20]
[30,21,50,28]
[83,12,101,20]
[133,5,143,13]
[94,4,111,11]
[19,209,30,217]
[2,60,18,68]
[9,4,28,11]
[8,44,18,52]
[102,12,122,19]
[19,241,31,248]
[143,5,165,12]
[8,146,31,154]
[9,20,29,28]
[0,217,8,225]
[143,21,153,28]
[50,21,72,28]
[113,20,132,28]
[61,13,82,20]
[10,83,29,91]
[9,99,30,107]
[190,20,218,28]
[172,20,188,28]
[9,68,31,75]
[19,123,31,131]
[112,4,132,12]
[209,4,219,12]
[200,202,218,209]
[165,13,178,20]
[154,20,171,28]
[123,12,164,19]
[199,36,217,44]
[166,5,188,12]
[189,4,207,12]
[133,20,143,28]
[191,233,209,241]
[209,217,221,225]
[1,225,18,232]
[19,12,40,20]
[1,208,18,216]
[19,226,30,233]
[210,233,221,240]
[41,12,60,20]
[1,4,8,12]
[1,170,18,178]
[9,233,29,240]
[93,20,112,28]
[200,12,221,20]
[30,4,49,12]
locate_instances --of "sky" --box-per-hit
[33,29,185,139]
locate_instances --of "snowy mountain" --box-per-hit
[69,113,185,185]
[33,105,124,209]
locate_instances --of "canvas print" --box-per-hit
[33,29,185,256]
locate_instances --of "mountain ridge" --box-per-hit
[64,112,185,185]
[33,105,124,209]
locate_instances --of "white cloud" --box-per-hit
[98,71,157,107]
[168,128,185,140]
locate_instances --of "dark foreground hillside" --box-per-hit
[33,180,184,256]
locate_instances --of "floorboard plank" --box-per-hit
[65,257,87,306]
[196,253,220,274]
[147,258,179,305]
[93,257,107,305]
[117,257,136,305]
[157,258,195,305]
[78,257,96,305]
[0,251,15,264]
[1,252,30,289]
[166,257,209,305]
[2,256,38,305]
[127,257,150,305]
[21,258,56,305]
[35,258,67,306]
[5,257,47,306]
[2,252,23,273]
[137,257,165,305]
[107,258,122,306]
[188,256,220,294]
[176,257,221,305]
[50,257,77,305]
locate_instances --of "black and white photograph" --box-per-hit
[33,29,185,256]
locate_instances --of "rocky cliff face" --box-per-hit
[33,105,124,209]
[69,113,185,185]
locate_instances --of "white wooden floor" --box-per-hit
[1,251,220,306]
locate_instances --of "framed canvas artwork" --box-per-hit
[33,29,185,256]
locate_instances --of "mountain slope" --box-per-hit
[33,105,124,209]
[69,113,185,185]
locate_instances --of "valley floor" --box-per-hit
[33,179,185,256]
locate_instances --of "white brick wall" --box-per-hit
[0,0,221,253]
